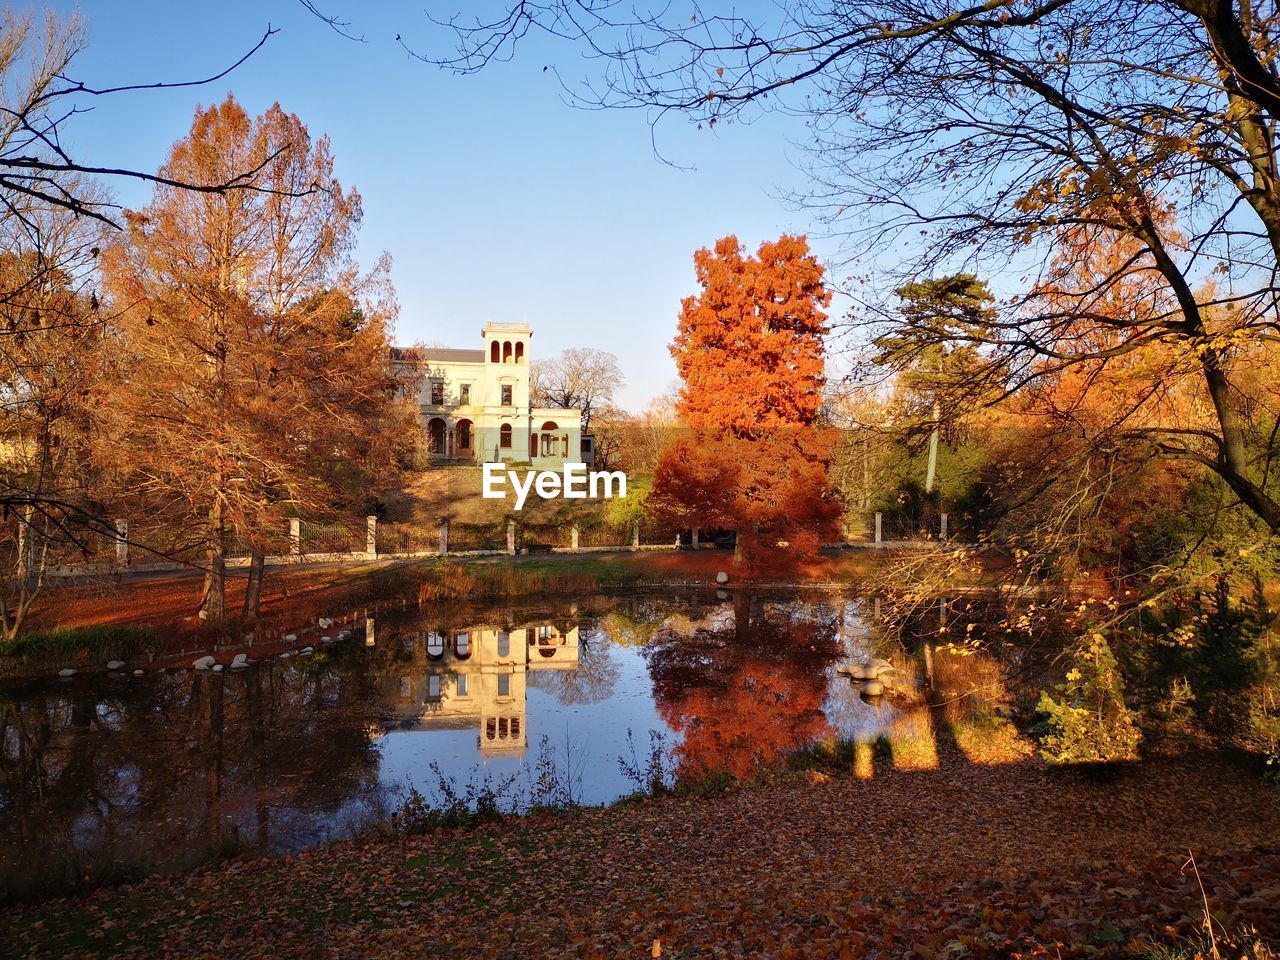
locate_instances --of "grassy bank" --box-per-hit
[366,548,904,604]
[0,625,158,677]
[3,548,940,679]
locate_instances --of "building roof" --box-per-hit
[483,321,532,335]
[394,347,486,363]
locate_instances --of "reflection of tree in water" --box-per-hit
[526,626,620,705]
[0,659,386,898]
[597,603,671,648]
[645,593,843,781]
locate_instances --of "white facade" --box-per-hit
[397,322,593,467]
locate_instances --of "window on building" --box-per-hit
[459,383,470,405]
[456,674,469,697]
[430,381,444,405]
[501,384,513,406]
[497,673,511,697]
[500,423,512,448]
[497,631,510,658]
[427,674,441,699]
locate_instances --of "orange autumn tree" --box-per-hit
[651,234,839,565]
[99,95,417,625]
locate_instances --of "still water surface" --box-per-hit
[1,591,919,889]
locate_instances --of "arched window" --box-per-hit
[500,423,512,449]
[490,340,500,363]
[502,341,512,363]
[541,421,558,431]
[515,342,524,364]
[456,419,472,451]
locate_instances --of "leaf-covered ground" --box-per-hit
[2,754,1277,959]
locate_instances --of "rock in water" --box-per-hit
[211,664,224,673]
[192,655,216,670]
[231,653,248,669]
[58,668,76,678]
[106,660,125,671]
[133,669,145,677]
[716,571,729,584]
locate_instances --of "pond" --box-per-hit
[0,589,1033,899]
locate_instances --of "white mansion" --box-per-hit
[396,322,592,467]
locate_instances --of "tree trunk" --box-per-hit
[733,524,756,567]
[924,400,940,495]
[241,549,265,624]
[861,438,870,508]
[200,498,227,624]
[1200,356,1280,533]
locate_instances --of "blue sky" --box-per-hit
[52,1,841,411]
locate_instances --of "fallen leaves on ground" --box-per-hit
[2,754,1277,959]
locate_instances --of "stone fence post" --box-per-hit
[439,519,449,556]
[874,512,883,547]
[631,522,640,552]
[507,520,516,555]
[570,523,579,551]
[290,518,301,557]
[940,512,949,541]
[692,526,700,549]
[115,519,128,567]
[366,516,377,559]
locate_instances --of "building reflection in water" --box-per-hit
[375,622,580,758]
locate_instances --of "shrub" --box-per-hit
[1038,631,1141,765]
[1190,577,1260,745]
